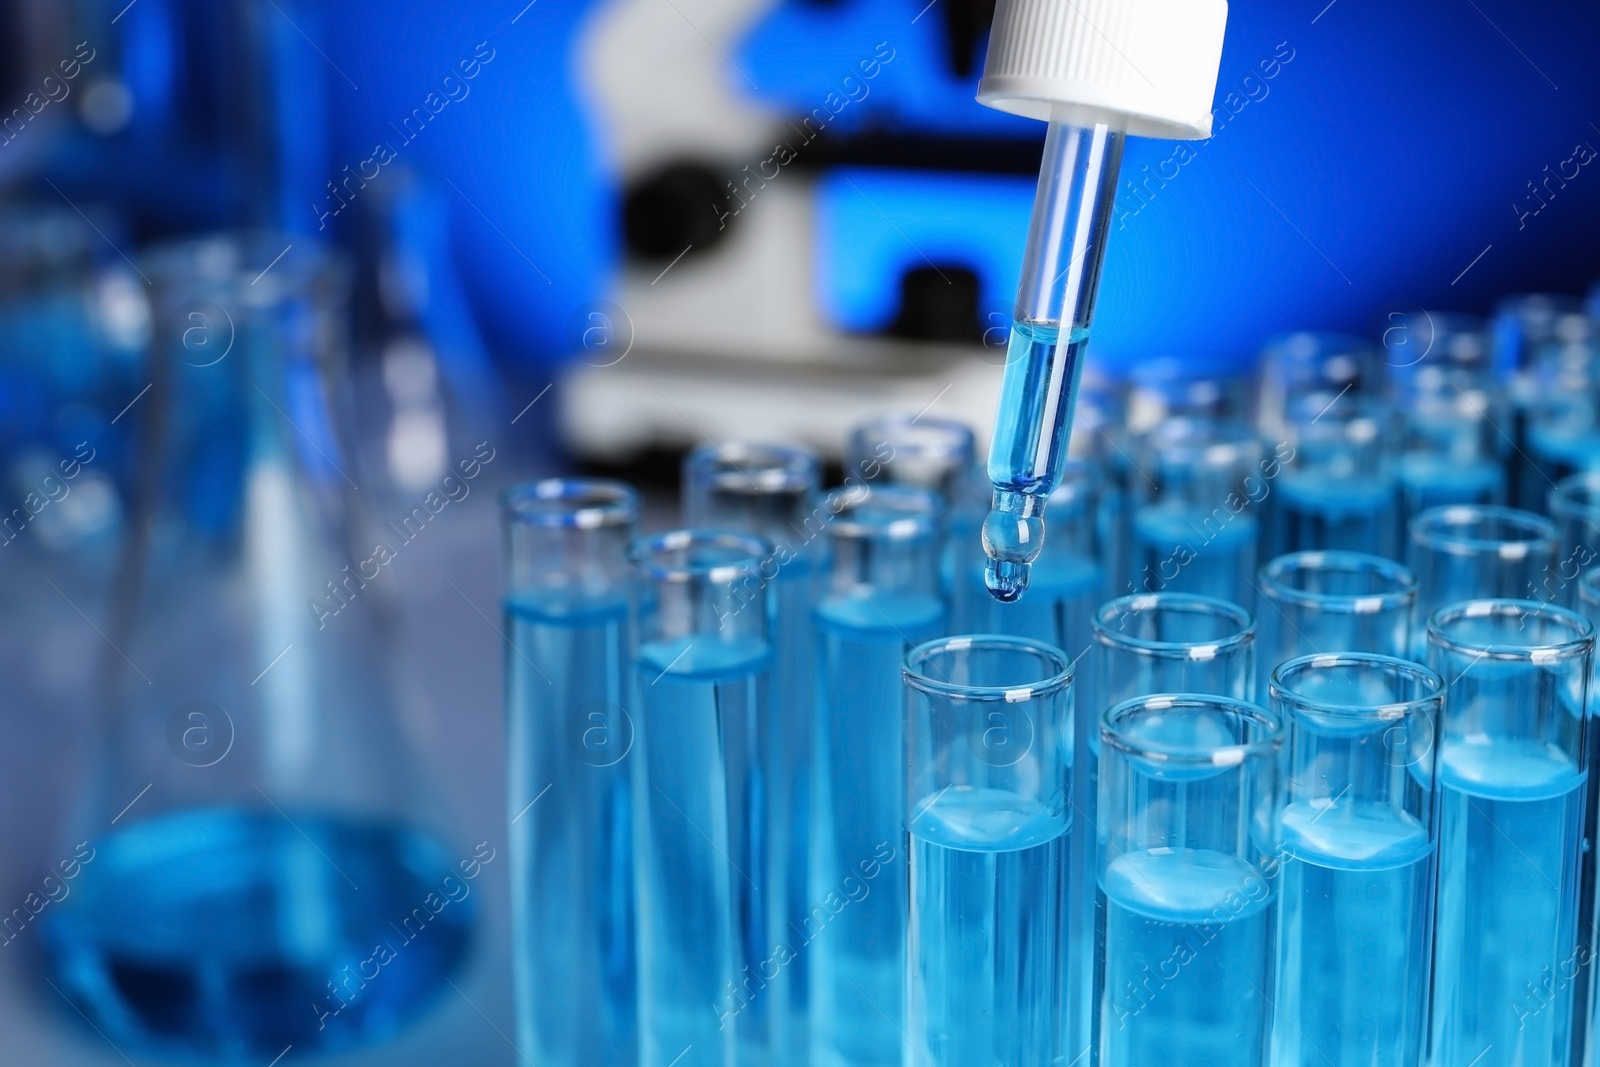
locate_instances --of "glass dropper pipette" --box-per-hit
[974,0,1230,602]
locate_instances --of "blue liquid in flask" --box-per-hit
[812,592,944,1067]
[907,786,1068,1065]
[1096,848,1274,1067]
[43,808,472,1058]
[984,321,1091,602]
[1430,735,1586,1066]
[1275,801,1434,1066]
[634,635,775,1067]
[507,594,636,1067]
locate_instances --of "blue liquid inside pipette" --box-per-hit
[984,320,1091,601]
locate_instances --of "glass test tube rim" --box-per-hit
[684,440,821,497]
[1581,565,1600,608]
[1100,692,1283,767]
[1269,651,1444,725]
[628,528,773,584]
[1258,551,1417,615]
[1091,592,1256,659]
[501,477,639,529]
[820,484,945,542]
[902,633,1073,702]
[1407,503,1558,559]
[144,230,349,308]
[1550,470,1600,524]
[851,413,975,462]
[1426,597,1594,662]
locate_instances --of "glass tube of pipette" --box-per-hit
[1095,693,1283,1067]
[628,530,777,1067]
[902,635,1073,1066]
[1078,593,1255,1062]
[1254,551,1416,700]
[503,479,639,1067]
[1426,600,1593,1067]
[811,486,945,1067]
[1551,473,1600,608]
[682,442,820,1066]
[982,121,1124,601]
[1269,653,1442,1067]
[1406,504,1557,657]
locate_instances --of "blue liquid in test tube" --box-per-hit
[1269,653,1442,1067]
[1268,393,1398,560]
[503,479,639,1067]
[812,487,945,1067]
[902,636,1074,1066]
[630,531,779,1067]
[1427,600,1594,1067]
[1094,694,1283,1067]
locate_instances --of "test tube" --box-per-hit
[1406,504,1558,657]
[1266,391,1399,560]
[1095,693,1284,1067]
[1073,593,1255,1059]
[1525,315,1599,507]
[1255,332,1380,443]
[902,635,1074,1066]
[964,461,1103,653]
[847,415,980,631]
[1492,294,1591,511]
[1426,600,1593,1067]
[503,479,639,1067]
[811,486,945,1067]
[683,442,822,1060]
[1384,312,1505,522]
[1268,653,1443,1067]
[1254,551,1417,699]
[1129,417,1263,607]
[1551,473,1600,607]
[628,530,780,1067]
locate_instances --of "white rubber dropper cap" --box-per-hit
[978,0,1229,139]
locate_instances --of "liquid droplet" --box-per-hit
[985,557,1030,602]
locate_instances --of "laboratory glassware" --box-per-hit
[1256,331,1380,444]
[1384,312,1504,521]
[1129,416,1262,607]
[1551,473,1600,608]
[1095,693,1284,1067]
[847,415,980,631]
[1407,505,1558,657]
[1266,389,1399,560]
[963,461,1102,653]
[503,479,638,1067]
[1254,551,1417,700]
[1076,592,1255,1058]
[624,531,780,1067]
[811,486,945,1067]
[41,234,473,1058]
[1526,319,1600,500]
[682,440,821,1061]
[628,529,781,1067]
[902,635,1074,1066]
[974,0,1229,601]
[1426,599,1593,1067]
[1493,294,1591,511]
[1269,653,1442,1067]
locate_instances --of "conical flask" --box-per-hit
[40,234,475,1060]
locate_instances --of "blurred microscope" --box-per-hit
[563,0,1045,462]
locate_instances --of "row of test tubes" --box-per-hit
[500,293,1600,1067]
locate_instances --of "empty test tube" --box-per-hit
[1269,653,1443,1067]
[1254,551,1416,700]
[503,479,639,1067]
[1129,417,1263,607]
[628,530,780,1067]
[1095,693,1283,1067]
[1406,504,1558,656]
[682,442,821,1064]
[1256,332,1380,443]
[811,487,945,1067]
[1550,473,1600,608]
[902,635,1074,1067]
[1426,600,1593,1067]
